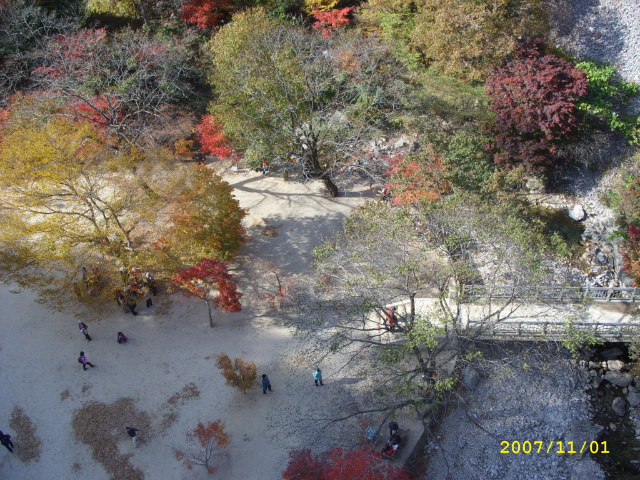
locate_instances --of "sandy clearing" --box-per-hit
[0,165,373,480]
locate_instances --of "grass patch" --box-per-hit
[415,71,494,124]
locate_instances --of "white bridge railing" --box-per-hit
[461,284,640,303]
[467,320,640,341]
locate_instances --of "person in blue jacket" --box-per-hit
[314,368,324,387]
[262,374,272,394]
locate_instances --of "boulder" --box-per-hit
[593,376,604,389]
[628,391,640,408]
[604,371,634,387]
[525,177,546,193]
[565,419,604,459]
[600,348,624,360]
[607,360,625,371]
[613,397,627,417]
[462,366,480,391]
[569,204,586,221]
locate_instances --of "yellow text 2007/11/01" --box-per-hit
[500,440,610,455]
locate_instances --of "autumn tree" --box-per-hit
[181,0,235,29]
[196,114,235,158]
[0,0,76,102]
[0,102,172,311]
[312,7,353,37]
[282,448,409,480]
[360,0,548,82]
[485,39,588,173]
[31,27,198,147]
[207,8,405,196]
[175,420,231,474]
[290,197,560,434]
[171,257,242,327]
[155,165,246,270]
[215,353,257,393]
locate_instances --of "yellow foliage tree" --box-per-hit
[0,106,167,313]
[86,0,140,19]
[360,0,548,82]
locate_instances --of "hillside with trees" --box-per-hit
[1,0,639,478]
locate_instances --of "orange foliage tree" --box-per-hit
[182,0,235,29]
[175,420,231,474]
[385,153,451,205]
[282,447,409,480]
[159,165,246,265]
[172,258,242,327]
[312,7,353,37]
[196,114,235,158]
[215,353,258,394]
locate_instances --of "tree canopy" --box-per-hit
[207,8,405,195]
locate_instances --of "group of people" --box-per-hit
[76,322,129,371]
[74,265,104,298]
[114,268,157,316]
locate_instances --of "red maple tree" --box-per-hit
[196,114,235,159]
[175,420,231,474]
[282,448,409,480]
[385,153,451,205]
[181,0,235,29]
[485,38,588,172]
[312,7,353,38]
[172,257,242,327]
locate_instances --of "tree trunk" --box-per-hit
[307,142,339,197]
[322,175,339,197]
[204,297,214,328]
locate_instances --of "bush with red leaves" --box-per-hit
[282,447,409,480]
[182,0,235,29]
[485,39,588,173]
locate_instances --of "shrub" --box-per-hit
[485,39,588,172]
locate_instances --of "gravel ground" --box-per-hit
[424,343,605,480]
[547,0,640,84]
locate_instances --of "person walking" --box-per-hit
[117,332,128,344]
[125,426,139,447]
[78,321,92,341]
[0,431,13,453]
[78,351,94,370]
[125,292,138,316]
[262,159,268,176]
[261,374,272,394]
[142,287,153,308]
[144,272,157,296]
[314,368,324,387]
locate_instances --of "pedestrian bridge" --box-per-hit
[369,284,640,343]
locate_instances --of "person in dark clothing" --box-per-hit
[125,293,138,315]
[78,321,92,341]
[261,374,272,394]
[78,351,94,370]
[125,426,139,447]
[144,272,157,296]
[0,431,13,453]
[117,332,128,344]
[382,430,401,456]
